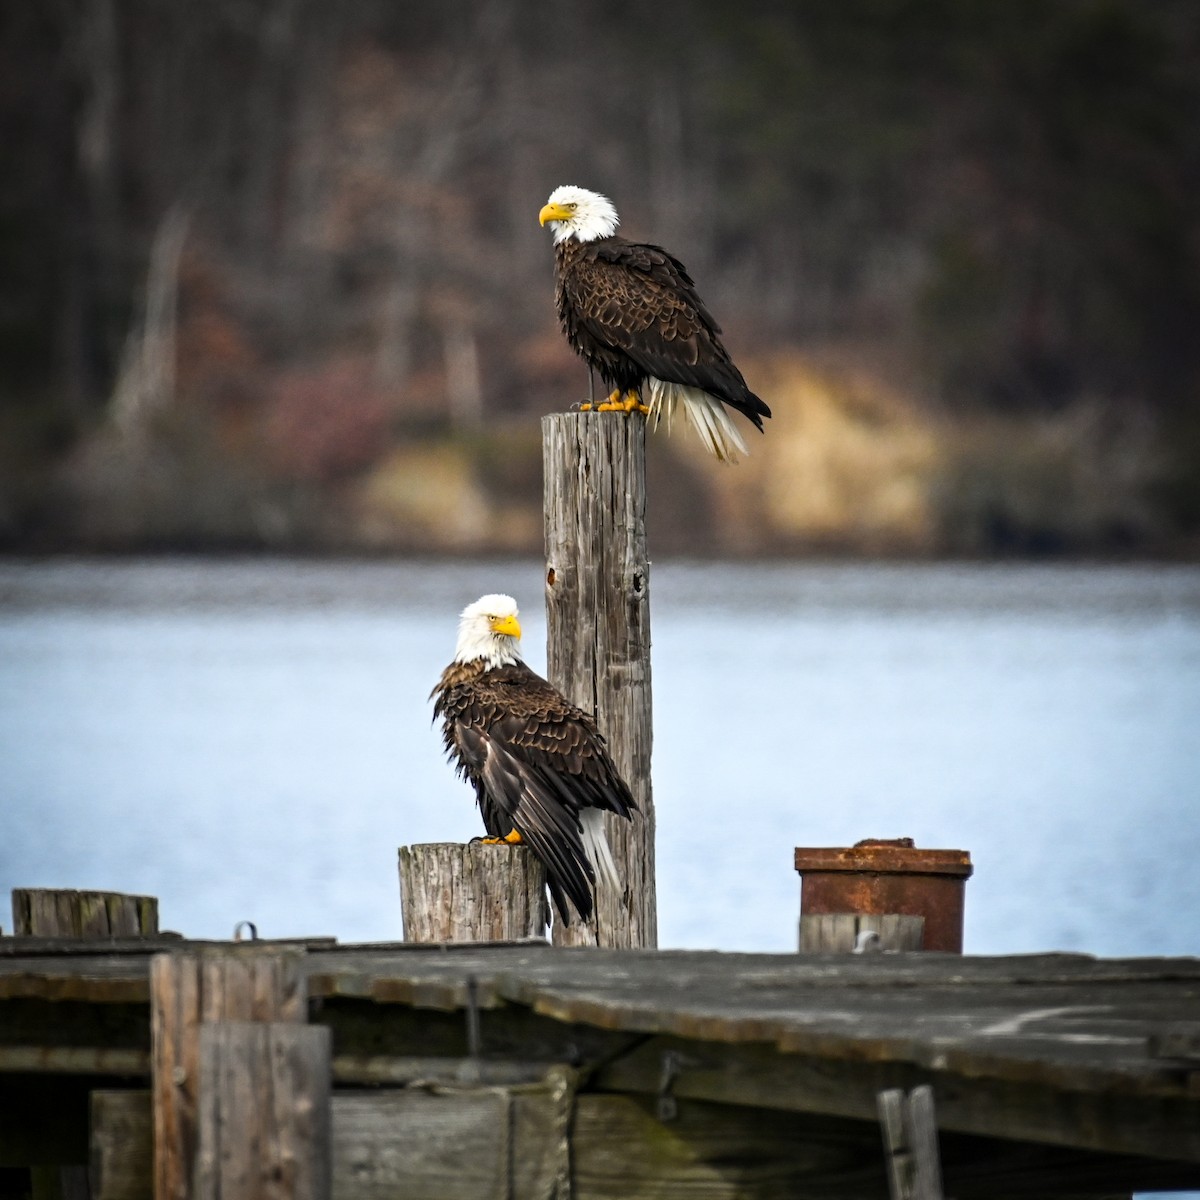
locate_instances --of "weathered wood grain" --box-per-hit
[92,1078,568,1200]
[151,951,306,1200]
[800,913,925,953]
[93,1090,155,1200]
[89,1087,1188,1200]
[906,1087,944,1200]
[8,889,156,1196]
[0,936,321,959]
[1149,1022,1200,1062]
[195,1022,331,1200]
[542,412,656,949]
[11,890,158,939]
[572,1093,877,1199]
[593,1032,1200,1166]
[10,943,1200,1167]
[878,1086,943,1200]
[398,843,548,943]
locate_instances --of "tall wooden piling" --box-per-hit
[398,843,548,942]
[542,412,656,949]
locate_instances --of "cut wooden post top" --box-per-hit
[12,888,159,938]
[398,842,548,944]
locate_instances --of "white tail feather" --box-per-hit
[580,808,621,893]
[646,378,749,464]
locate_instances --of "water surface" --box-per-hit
[1,558,1197,956]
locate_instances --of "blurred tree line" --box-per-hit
[1,0,1197,552]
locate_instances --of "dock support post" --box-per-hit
[542,412,656,949]
[12,888,159,1200]
[151,950,306,1200]
[398,842,548,942]
[878,1085,944,1200]
[195,1023,331,1200]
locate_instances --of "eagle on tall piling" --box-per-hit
[431,593,637,924]
[539,184,771,463]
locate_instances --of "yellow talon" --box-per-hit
[584,389,647,415]
[480,830,524,845]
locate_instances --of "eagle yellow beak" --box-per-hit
[490,613,522,639]
[539,202,573,226]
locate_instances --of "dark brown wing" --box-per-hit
[432,661,636,922]
[566,238,770,426]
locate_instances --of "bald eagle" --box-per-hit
[431,593,637,924]
[539,185,770,463]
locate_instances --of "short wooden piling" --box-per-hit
[12,889,158,1200]
[195,1022,331,1200]
[398,843,548,942]
[151,951,306,1200]
[12,888,158,938]
[542,412,656,949]
[799,912,925,953]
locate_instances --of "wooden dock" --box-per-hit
[6,419,1198,1198]
[3,935,1199,1199]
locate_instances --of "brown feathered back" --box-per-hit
[431,658,636,923]
[555,235,770,428]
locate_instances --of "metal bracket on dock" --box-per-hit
[656,1050,682,1121]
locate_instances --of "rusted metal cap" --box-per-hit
[793,838,973,879]
[794,838,973,953]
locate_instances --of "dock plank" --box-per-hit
[3,942,1200,1165]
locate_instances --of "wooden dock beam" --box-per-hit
[542,412,656,949]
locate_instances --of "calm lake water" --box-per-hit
[1,558,1198,957]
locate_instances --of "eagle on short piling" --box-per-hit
[539,184,771,463]
[431,594,637,924]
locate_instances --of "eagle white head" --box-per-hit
[539,185,619,245]
[455,593,524,669]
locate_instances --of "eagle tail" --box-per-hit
[647,378,749,464]
[580,808,621,894]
